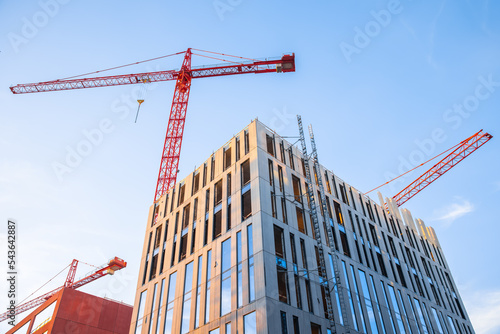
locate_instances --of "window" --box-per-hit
[241,160,252,220]
[244,311,256,334]
[275,225,289,304]
[358,270,380,334]
[181,262,194,334]
[280,311,288,334]
[134,291,147,334]
[155,279,165,334]
[236,136,241,161]
[237,231,243,308]
[290,233,302,309]
[387,284,407,334]
[280,141,286,163]
[380,282,397,334]
[203,163,208,187]
[163,272,177,334]
[179,182,186,205]
[296,207,305,234]
[339,183,349,205]
[300,158,307,176]
[191,199,198,254]
[204,189,210,246]
[288,148,295,170]
[333,201,344,225]
[351,265,368,333]
[205,250,212,324]
[274,225,286,258]
[213,210,222,240]
[142,232,152,285]
[224,146,232,170]
[210,155,215,181]
[342,261,360,331]
[268,159,274,186]
[266,134,275,157]
[221,238,232,315]
[278,165,284,191]
[281,197,288,224]
[226,322,232,334]
[244,130,250,154]
[328,254,344,326]
[194,256,203,328]
[160,222,168,274]
[170,188,176,212]
[210,329,220,334]
[248,224,255,302]
[227,173,232,228]
[398,290,416,334]
[293,316,300,334]
[192,170,200,195]
[300,239,313,313]
[340,230,351,258]
[321,171,330,194]
[271,191,277,219]
[310,322,322,334]
[149,225,163,281]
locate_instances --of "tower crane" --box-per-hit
[10,48,296,207]
[0,257,127,322]
[366,129,493,206]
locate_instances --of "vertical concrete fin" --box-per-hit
[377,192,385,209]
[401,208,418,232]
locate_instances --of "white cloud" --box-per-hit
[432,197,474,227]
[462,288,500,334]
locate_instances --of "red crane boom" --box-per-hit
[10,49,295,202]
[392,130,492,207]
[0,257,126,322]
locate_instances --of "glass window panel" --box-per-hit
[342,261,359,331]
[221,238,232,315]
[387,284,406,334]
[380,282,397,334]
[148,284,158,334]
[248,224,255,302]
[134,291,147,334]
[350,265,367,333]
[181,262,194,334]
[163,272,177,334]
[237,231,243,308]
[156,279,165,334]
[205,250,212,324]
[358,270,379,334]
[413,298,429,334]
[431,308,445,334]
[244,311,256,334]
[328,254,343,326]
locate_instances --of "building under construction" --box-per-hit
[130,119,476,334]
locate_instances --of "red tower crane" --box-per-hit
[392,130,492,206]
[366,130,493,206]
[10,48,296,203]
[0,257,127,322]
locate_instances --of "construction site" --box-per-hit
[1,2,499,334]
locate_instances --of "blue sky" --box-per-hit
[0,0,499,332]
